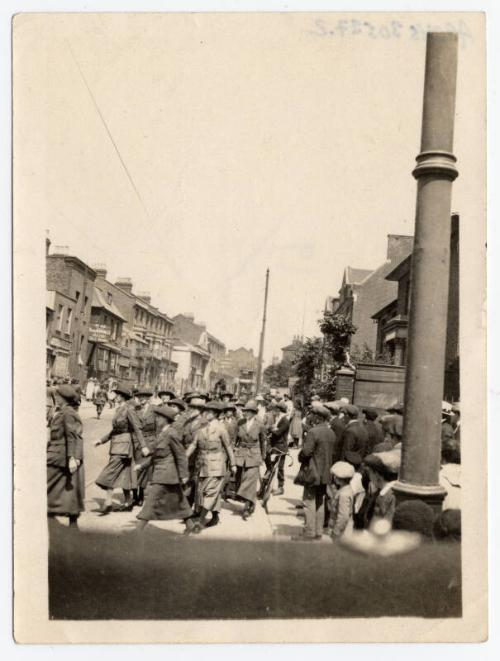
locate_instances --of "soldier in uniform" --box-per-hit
[158,389,176,405]
[47,385,85,527]
[221,402,239,499]
[94,385,149,514]
[187,401,236,532]
[135,406,194,533]
[234,400,266,520]
[134,388,157,506]
[179,397,207,505]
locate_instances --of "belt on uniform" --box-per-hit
[238,443,258,449]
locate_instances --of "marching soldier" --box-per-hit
[234,400,266,520]
[47,385,85,527]
[179,396,207,506]
[187,401,236,532]
[135,406,194,533]
[94,385,149,514]
[134,388,157,506]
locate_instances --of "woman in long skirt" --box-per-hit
[94,385,149,514]
[134,388,157,505]
[187,401,236,532]
[135,406,194,533]
[47,385,85,527]
[234,400,266,520]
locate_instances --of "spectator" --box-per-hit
[392,500,436,538]
[328,461,355,539]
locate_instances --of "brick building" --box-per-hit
[92,267,176,388]
[46,249,96,382]
[281,336,304,364]
[171,314,232,394]
[227,347,258,396]
[326,235,414,357]
[372,215,459,399]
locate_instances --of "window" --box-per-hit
[57,305,64,331]
[107,292,112,304]
[66,308,73,333]
[83,296,88,313]
[75,291,80,304]
[79,334,84,350]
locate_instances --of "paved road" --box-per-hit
[61,401,328,542]
[73,401,274,539]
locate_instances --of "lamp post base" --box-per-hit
[392,480,446,515]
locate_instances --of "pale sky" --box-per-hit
[14,12,485,365]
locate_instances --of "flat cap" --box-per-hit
[330,461,355,480]
[154,405,178,422]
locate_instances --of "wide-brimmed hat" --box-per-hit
[276,402,288,413]
[169,398,187,411]
[205,400,224,413]
[387,402,404,414]
[243,400,258,413]
[324,400,342,412]
[235,400,246,408]
[154,405,178,422]
[188,397,206,409]
[112,385,133,400]
[56,385,79,404]
[184,391,200,401]
[223,403,236,412]
[220,392,233,399]
[342,404,359,418]
[311,405,331,420]
[363,407,379,421]
[135,388,153,397]
[158,389,176,398]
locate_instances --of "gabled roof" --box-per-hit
[386,254,412,282]
[346,266,374,286]
[92,288,127,322]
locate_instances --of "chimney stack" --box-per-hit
[115,277,133,294]
[138,292,152,304]
[93,263,108,279]
[45,230,51,257]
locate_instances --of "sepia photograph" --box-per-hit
[11,8,487,644]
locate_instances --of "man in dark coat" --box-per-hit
[265,401,290,496]
[339,405,369,469]
[363,407,385,455]
[292,406,336,541]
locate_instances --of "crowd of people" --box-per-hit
[291,396,461,544]
[46,379,461,546]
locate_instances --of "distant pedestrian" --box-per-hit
[94,387,108,419]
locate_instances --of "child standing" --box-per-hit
[329,461,355,539]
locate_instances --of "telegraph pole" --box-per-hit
[255,268,270,394]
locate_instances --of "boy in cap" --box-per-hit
[328,461,355,538]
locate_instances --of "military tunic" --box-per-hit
[47,404,85,516]
[135,404,158,488]
[188,420,235,512]
[234,418,266,505]
[95,401,146,491]
[137,424,192,521]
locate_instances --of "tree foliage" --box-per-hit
[292,312,357,404]
[263,361,294,388]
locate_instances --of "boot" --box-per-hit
[205,512,220,528]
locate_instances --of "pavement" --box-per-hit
[59,402,331,543]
